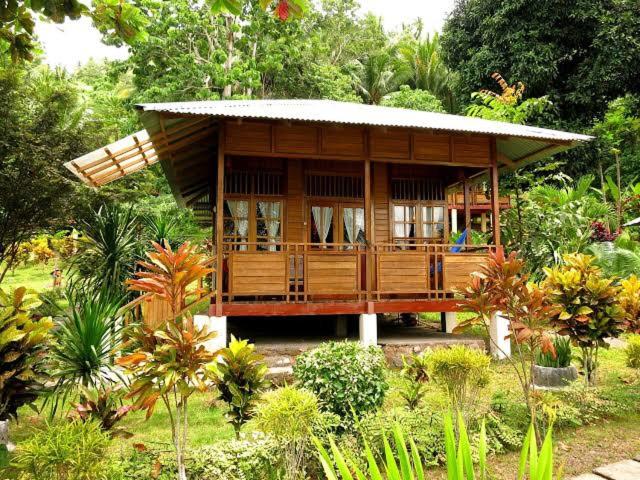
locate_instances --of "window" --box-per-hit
[393,205,416,239]
[223,198,283,251]
[421,205,445,239]
[342,207,365,245]
[393,203,446,244]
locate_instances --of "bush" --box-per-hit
[625,335,640,369]
[293,341,388,422]
[254,386,326,480]
[118,433,280,480]
[426,345,491,416]
[12,420,116,480]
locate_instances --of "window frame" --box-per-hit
[391,199,449,245]
[223,193,285,251]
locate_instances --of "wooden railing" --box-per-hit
[448,190,510,208]
[219,242,494,304]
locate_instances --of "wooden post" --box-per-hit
[463,178,471,243]
[364,157,372,303]
[490,138,501,246]
[480,212,487,233]
[215,125,225,317]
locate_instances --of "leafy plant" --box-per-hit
[118,240,215,480]
[12,420,116,480]
[254,386,324,480]
[543,253,625,385]
[624,335,640,369]
[618,274,640,333]
[209,335,269,438]
[457,249,559,412]
[426,346,490,421]
[536,336,573,368]
[0,287,52,449]
[69,385,134,438]
[517,422,558,480]
[315,412,487,480]
[399,352,430,410]
[293,341,389,423]
[48,282,127,412]
[587,232,640,279]
[143,212,179,248]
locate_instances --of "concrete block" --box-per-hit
[444,312,458,333]
[490,311,511,359]
[594,459,640,480]
[194,314,227,352]
[359,313,377,346]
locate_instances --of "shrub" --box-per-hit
[426,345,490,418]
[254,386,324,480]
[12,420,116,480]
[619,275,640,333]
[544,253,625,384]
[209,336,269,438]
[118,433,280,480]
[293,341,388,422]
[536,336,573,368]
[399,352,430,410]
[69,386,133,438]
[625,335,640,369]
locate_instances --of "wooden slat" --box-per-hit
[442,254,488,291]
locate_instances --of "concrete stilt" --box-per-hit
[490,312,511,359]
[444,312,458,333]
[451,208,458,233]
[359,313,377,346]
[194,314,227,352]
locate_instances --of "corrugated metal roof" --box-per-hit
[136,99,592,144]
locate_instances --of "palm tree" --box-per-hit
[352,49,403,105]
[397,33,458,112]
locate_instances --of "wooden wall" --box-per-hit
[224,121,492,167]
[373,162,389,243]
[286,159,305,242]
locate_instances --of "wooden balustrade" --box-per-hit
[219,241,494,304]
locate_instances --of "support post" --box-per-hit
[364,157,372,301]
[490,138,501,246]
[194,314,227,352]
[463,178,471,243]
[490,312,511,359]
[480,212,488,233]
[444,312,458,333]
[215,126,225,317]
[451,208,458,234]
[359,313,377,346]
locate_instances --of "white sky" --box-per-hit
[38,0,456,71]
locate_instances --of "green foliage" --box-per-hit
[399,352,430,410]
[48,283,126,411]
[117,433,281,480]
[588,233,640,280]
[544,253,626,384]
[0,287,52,421]
[12,420,116,480]
[426,346,491,417]
[352,49,403,105]
[254,386,324,480]
[209,335,269,438]
[381,86,445,113]
[536,336,573,368]
[315,412,487,480]
[293,341,389,423]
[69,385,133,438]
[517,423,556,480]
[625,335,640,369]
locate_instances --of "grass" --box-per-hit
[1,263,58,292]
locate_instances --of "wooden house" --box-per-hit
[65,100,590,347]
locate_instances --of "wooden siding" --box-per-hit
[223,121,492,167]
[305,252,360,295]
[377,252,428,292]
[443,254,488,291]
[229,252,288,295]
[373,162,389,243]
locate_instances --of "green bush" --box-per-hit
[12,420,117,480]
[536,336,573,367]
[118,433,280,480]
[625,335,640,369]
[426,345,491,415]
[293,341,388,422]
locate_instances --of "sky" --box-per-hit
[38,0,457,71]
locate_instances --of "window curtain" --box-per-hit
[312,206,333,244]
[343,208,355,244]
[226,200,249,251]
[258,201,281,252]
[355,208,365,242]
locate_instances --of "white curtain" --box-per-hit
[226,200,248,251]
[355,208,365,242]
[312,206,333,244]
[343,208,355,244]
[258,201,281,251]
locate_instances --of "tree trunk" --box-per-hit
[222,15,235,99]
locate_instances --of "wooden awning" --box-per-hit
[64,116,216,187]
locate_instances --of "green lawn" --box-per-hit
[1,264,57,292]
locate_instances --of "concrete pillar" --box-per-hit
[490,312,511,359]
[335,315,348,338]
[359,313,377,346]
[194,314,227,352]
[451,208,458,233]
[444,312,458,333]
